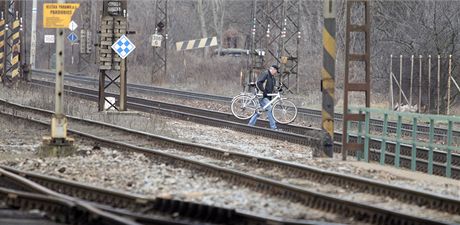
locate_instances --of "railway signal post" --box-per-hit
[97,0,129,112]
[151,0,168,84]
[39,1,79,157]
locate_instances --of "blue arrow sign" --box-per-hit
[67,32,78,42]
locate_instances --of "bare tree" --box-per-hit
[196,0,209,57]
[373,0,460,112]
[211,0,225,55]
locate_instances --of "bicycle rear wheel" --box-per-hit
[272,100,297,124]
[231,95,258,120]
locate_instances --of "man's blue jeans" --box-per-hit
[248,97,277,129]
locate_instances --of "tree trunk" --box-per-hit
[211,0,225,55]
[197,0,209,57]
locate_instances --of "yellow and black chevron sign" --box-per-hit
[176,37,217,51]
[0,19,5,76]
[11,19,20,78]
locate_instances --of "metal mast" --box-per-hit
[342,0,371,160]
[249,0,300,93]
[78,0,93,73]
[151,0,168,84]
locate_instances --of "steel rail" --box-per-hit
[0,168,141,225]
[26,79,460,179]
[31,69,460,140]
[1,166,339,225]
[0,168,237,225]
[0,100,457,224]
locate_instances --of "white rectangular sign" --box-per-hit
[44,34,55,43]
[151,34,163,47]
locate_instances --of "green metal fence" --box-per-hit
[348,107,460,178]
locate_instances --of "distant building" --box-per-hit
[223,28,242,49]
[216,28,248,57]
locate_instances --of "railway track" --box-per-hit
[27,76,460,179]
[32,69,460,140]
[0,168,141,225]
[1,166,324,225]
[0,99,458,224]
[0,207,68,225]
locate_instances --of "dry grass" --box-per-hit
[0,83,179,138]
[128,52,246,97]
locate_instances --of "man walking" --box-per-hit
[248,65,279,130]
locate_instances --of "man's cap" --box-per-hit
[271,65,279,72]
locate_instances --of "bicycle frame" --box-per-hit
[256,92,283,111]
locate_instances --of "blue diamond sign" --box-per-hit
[111,35,136,59]
[67,32,78,42]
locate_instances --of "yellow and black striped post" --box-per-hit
[321,0,336,157]
[175,37,217,51]
[0,17,5,81]
[11,18,20,78]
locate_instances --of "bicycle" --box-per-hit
[231,84,297,124]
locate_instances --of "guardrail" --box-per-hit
[349,107,460,178]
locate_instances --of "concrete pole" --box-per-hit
[51,0,67,141]
[39,0,77,157]
[29,0,37,70]
[321,0,336,158]
[20,0,29,81]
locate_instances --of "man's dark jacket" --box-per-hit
[256,70,276,100]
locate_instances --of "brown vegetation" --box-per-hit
[23,0,460,109]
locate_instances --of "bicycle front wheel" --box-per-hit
[272,100,297,124]
[231,95,258,120]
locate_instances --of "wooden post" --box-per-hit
[390,54,394,110]
[399,55,403,111]
[447,55,452,115]
[428,55,431,113]
[418,55,422,113]
[409,55,414,106]
[437,55,441,114]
